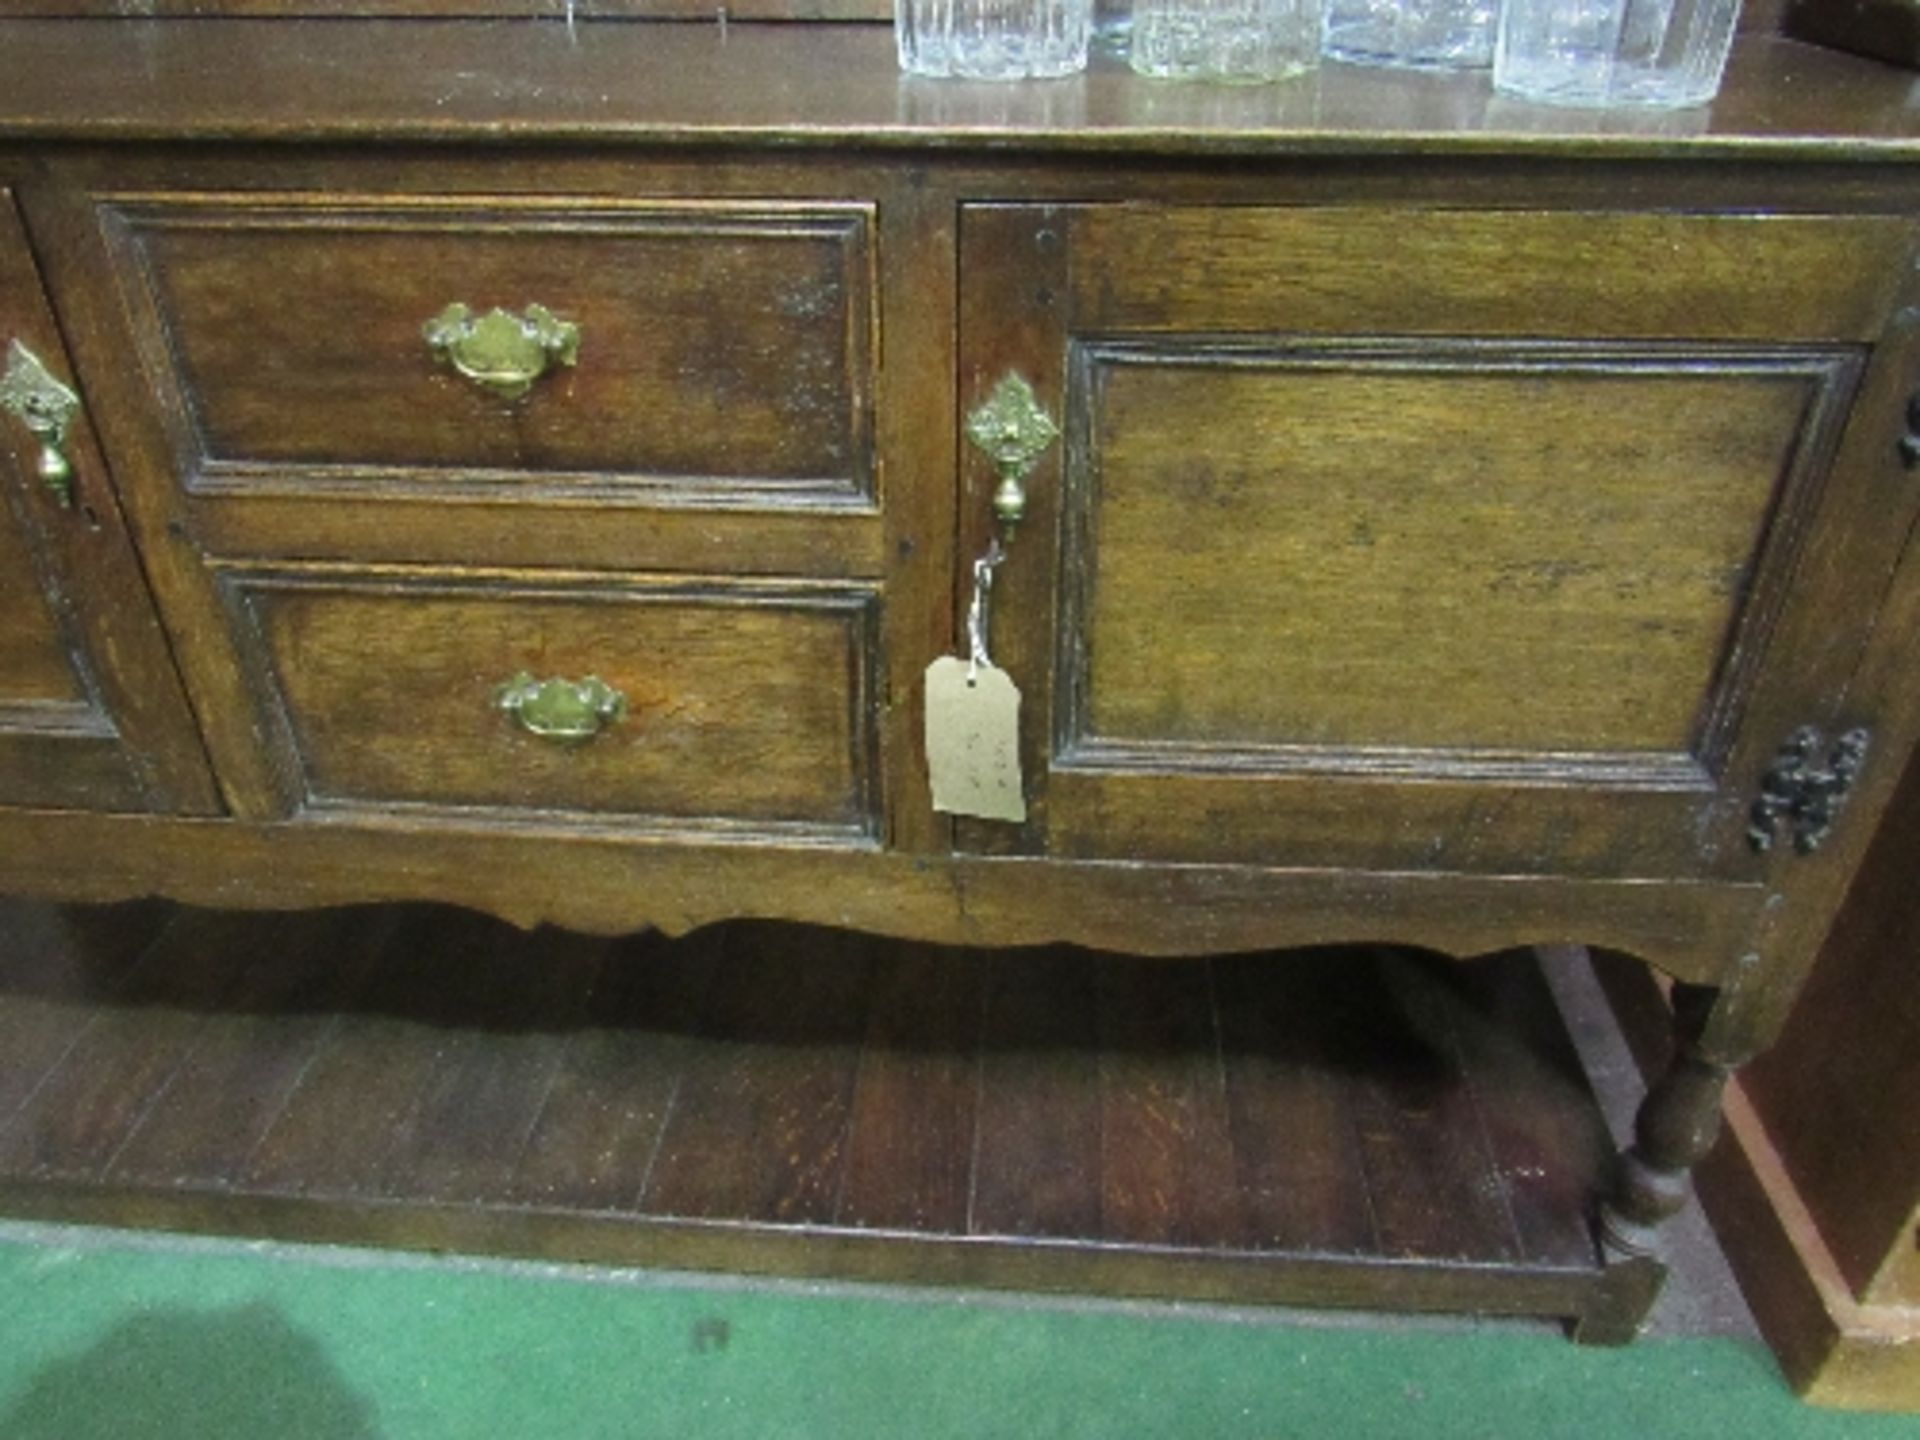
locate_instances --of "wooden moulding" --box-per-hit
[2,1,895,21]
[0,807,1762,983]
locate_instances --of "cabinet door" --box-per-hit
[959,204,1918,881]
[0,191,218,813]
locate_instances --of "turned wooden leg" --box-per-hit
[1598,981,1750,1259]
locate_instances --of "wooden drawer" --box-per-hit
[100,194,877,511]
[219,565,882,840]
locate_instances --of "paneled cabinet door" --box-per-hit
[0,191,218,814]
[958,203,1920,881]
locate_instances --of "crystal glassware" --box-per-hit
[1493,0,1744,106]
[1130,0,1322,81]
[1321,0,1497,69]
[896,0,1094,78]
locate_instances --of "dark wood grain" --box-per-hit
[1213,953,1379,1256]
[0,906,1639,1331]
[0,909,261,1176]
[101,908,393,1187]
[1094,956,1240,1249]
[107,196,876,505]
[0,900,173,1123]
[1344,951,1522,1263]
[835,940,984,1233]
[0,806,1762,984]
[223,565,882,838]
[378,913,608,1206]
[0,25,1912,159]
[0,191,221,815]
[641,921,874,1225]
[1020,200,1897,881]
[1743,752,1920,1306]
[969,948,1104,1240]
[505,928,711,1211]
[238,907,462,1195]
[1447,952,1613,1271]
[3,11,1919,1350]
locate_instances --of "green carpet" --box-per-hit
[0,1228,1914,1439]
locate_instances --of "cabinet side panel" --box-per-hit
[1741,743,1920,1305]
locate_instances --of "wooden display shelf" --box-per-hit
[0,899,1638,1332]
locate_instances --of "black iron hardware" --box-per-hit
[1901,393,1920,468]
[1747,726,1871,855]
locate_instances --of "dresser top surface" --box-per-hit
[0,20,1916,159]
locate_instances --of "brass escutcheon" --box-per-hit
[423,303,580,402]
[0,340,81,506]
[966,372,1060,534]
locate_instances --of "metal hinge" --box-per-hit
[1747,725,1871,855]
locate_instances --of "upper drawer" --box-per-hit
[98,195,877,510]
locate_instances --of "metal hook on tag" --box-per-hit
[967,537,1006,681]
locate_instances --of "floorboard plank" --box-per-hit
[0,903,1626,1327]
[387,919,608,1207]
[0,909,264,1178]
[836,940,985,1234]
[0,901,173,1126]
[505,928,712,1213]
[1446,950,1613,1270]
[1349,949,1523,1264]
[105,908,395,1189]
[969,947,1103,1242]
[1213,950,1380,1256]
[1096,956,1240,1248]
[643,922,873,1226]
[238,906,466,1196]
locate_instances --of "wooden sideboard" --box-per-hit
[4,18,1920,1343]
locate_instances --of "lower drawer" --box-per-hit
[217,565,882,841]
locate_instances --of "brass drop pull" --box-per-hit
[496,672,627,745]
[966,372,1060,536]
[0,340,81,507]
[423,303,580,402]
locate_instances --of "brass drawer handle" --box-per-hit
[496,672,627,744]
[967,372,1060,536]
[423,303,580,402]
[1,340,81,507]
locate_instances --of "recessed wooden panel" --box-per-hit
[104,196,876,508]
[1059,340,1858,778]
[223,566,881,838]
[0,491,85,709]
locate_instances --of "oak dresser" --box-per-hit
[3,14,1920,1343]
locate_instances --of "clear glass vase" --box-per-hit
[897,0,1094,78]
[1130,0,1322,81]
[1321,0,1496,69]
[1493,0,1744,106]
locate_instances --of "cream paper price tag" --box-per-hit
[924,655,1026,823]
